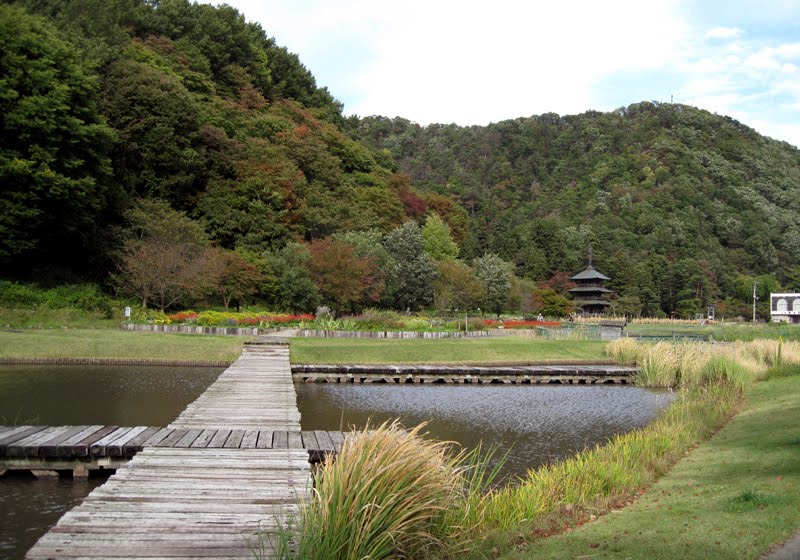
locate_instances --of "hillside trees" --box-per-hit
[0,4,115,270]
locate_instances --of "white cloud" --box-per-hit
[704,26,743,40]
[210,0,688,124]
[202,0,800,147]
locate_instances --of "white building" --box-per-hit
[770,293,800,323]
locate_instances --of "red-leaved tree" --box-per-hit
[306,238,382,313]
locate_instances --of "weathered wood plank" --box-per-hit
[122,427,161,455]
[222,430,245,449]
[239,429,259,448]
[25,341,309,560]
[255,430,273,449]
[90,427,134,457]
[173,429,203,449]
[271,431,288,449]
[314,430,335,452]
[154,429,189,448]
[206,429,231,448]
[287,431,303,449]
[107,426,150,456]
[301,431,319,451]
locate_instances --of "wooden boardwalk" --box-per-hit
[292,363,636,384]
[26,338,312,559]
[0,426,347,475]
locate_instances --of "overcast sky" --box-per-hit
[206,0,800,148]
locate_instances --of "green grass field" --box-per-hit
[289,337,609,365]
[499,372,800,560]
[0,329,245,363]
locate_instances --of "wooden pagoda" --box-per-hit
[569,249,613,315]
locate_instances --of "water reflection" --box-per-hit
[296,384,673,479]
[0,365,222,426]
[0,473,105,559]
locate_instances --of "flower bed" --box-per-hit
[483,319,562,329]
[159,310,313,328]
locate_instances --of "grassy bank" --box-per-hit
[0,329,245,363]
[289,338,609,365]
[503,370,800,559]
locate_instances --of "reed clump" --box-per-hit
[607,338,800,388]
[286,421,500,560]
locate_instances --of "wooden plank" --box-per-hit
[154,428,189,447]
[314,430,335,452]
[25,343,311,560]
[272,431,288,449]
[255,430,273,449]
[222,430,245,448]
[39,425,90,456]
[90,427,134,456]
[107,426,150,456]
[70,425,118,457]
[239,430,259,448]
[301,431,319,451]
[206,429,231,448]
[121,427,161,455]
[189,429,217,448]
[328,430,346,451]
[141,427,174,447]
[0,426,47,454]
[7,426,74,458]
[0,425,38,445]
[173,429,203,448]
[287,431,303,449]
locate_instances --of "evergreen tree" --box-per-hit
[383,221,436,311]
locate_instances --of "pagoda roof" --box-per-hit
[570,265,611,281]
[568,286,613,294]
[573,299,613,307]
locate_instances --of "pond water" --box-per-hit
[296,383,673,480]
[0,365,672,559]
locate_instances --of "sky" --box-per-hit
[206,0,800,148]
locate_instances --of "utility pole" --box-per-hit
[752,282,758,323]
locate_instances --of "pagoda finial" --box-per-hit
[588,244,593,267]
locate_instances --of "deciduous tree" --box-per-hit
[116,199,211,311]
[307,238,382,313]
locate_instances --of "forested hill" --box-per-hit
[1,0,433,278]
[355,105,800,314]
[4,0,800,318]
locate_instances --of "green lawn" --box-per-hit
[289,337,609,365]
[501,373,800,560]
[0,329,246,363]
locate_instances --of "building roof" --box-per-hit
[570,265,611,281]
[573,299,612,307]
[568,286,613,294]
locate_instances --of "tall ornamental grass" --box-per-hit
[285,421,500,560]
[606,338,800,388]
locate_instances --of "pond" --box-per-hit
[296,383,673,480]
[0,365,672,559]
